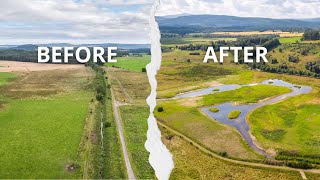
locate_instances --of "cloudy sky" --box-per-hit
[157,0,320,19]
[1,0,320,44]
[0,0,153,44]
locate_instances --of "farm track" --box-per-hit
[106,68,136,179]
[158,121,320,179]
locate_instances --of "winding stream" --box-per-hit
[174,79,312,156]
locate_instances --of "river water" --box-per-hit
[174,79,312,156]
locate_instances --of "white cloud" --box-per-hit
[0,0,152,44]
[157,0,320,19]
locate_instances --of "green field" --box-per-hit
[105,55,150,72]
[279,37,301,44]
[0,68,94,178]
[0,72,16,86]
[0,92,90,178]
[249,94,320,161]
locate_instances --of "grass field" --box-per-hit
[0,72,16,86]
[0,68,94,178]
[161,129,318,180]
[249,94,320,160]
[105,55,150,72]
[279,37,301,44]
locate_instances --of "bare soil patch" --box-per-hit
[0,61,83,72]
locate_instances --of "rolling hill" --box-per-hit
[156,15,320,34]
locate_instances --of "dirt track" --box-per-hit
[0,61,83,72]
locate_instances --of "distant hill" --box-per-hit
[11,44,39,51]
[299,18,320,23]
[156,15,320,34]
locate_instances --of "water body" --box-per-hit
[174,79,312,157]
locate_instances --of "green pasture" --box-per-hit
[0,92,91,178]
[105,55,150,72]
[249,94,320,158]
[279,37,301,44]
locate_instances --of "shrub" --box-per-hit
[105,122,111,128]
[288,55,299,63]
[157,107,164,112]
[219,152,228,157]
[271,58,278,64]
[96,93,104,102]
[189,52,200,55]
[286,161,313,169]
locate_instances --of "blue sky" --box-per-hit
[0,0,153,45]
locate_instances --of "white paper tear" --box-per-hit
[144,0,174,180]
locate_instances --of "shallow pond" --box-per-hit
[174,79,312,156]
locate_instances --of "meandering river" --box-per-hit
[174,79,312,156]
